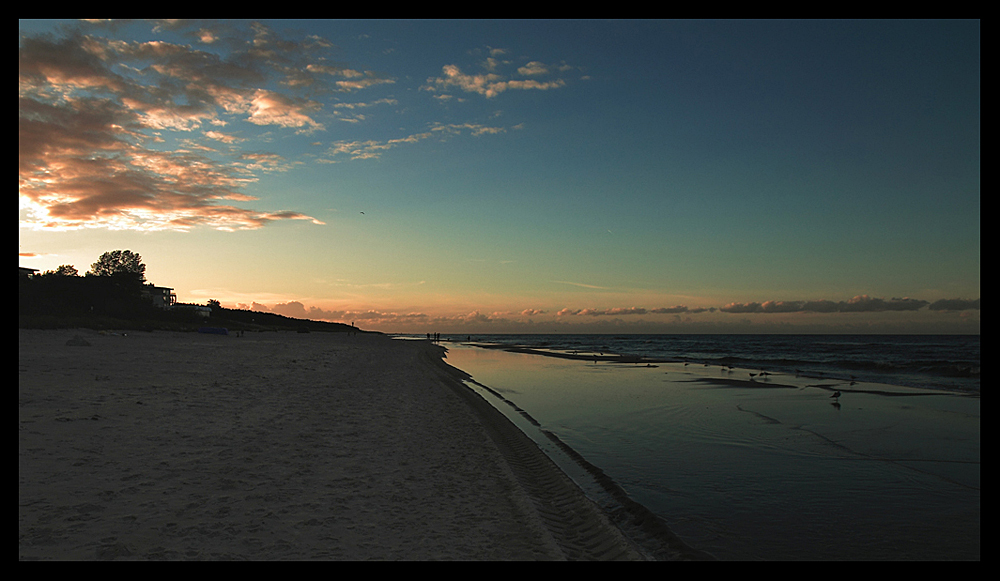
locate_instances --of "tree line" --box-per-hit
[20,249,358,333]
[20,250,164,322]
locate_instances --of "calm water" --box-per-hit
[403,334,980,560]
[449,334,980,394]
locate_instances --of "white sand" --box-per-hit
[19,329,643,560]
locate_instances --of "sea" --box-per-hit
[395,333,980,560]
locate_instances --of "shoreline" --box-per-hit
[19,328,647,560]
[439,339,980,560]
[428,347,713,561]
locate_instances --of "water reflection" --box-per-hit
[443,342,980,560]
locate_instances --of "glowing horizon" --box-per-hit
[19,20,980,334]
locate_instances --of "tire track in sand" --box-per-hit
[417,344,646,561]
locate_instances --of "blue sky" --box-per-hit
[19,19,980,333]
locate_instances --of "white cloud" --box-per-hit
[423,52,570,99]
[517,61,549,76]
[321,123,505,162]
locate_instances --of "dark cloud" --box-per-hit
[650,306,689,314]
[262,301,430,325]
[841,295,929,312]
[928,298,980,311]
[721,295,932,313]
[524,295,977,319]
[553,295,960,317]
[579,307,648,316]
[719,302,765,314]
[238,292,979,335]
[268,301,340,321]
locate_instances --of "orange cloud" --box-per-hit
[19,24,329,232]
[246,89,323,132]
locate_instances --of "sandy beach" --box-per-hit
[18,329,644,560]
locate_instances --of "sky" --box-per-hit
[19,19,980,334]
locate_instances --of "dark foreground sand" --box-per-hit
[19,329,645,560]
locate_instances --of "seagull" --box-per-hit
[830,391,841,400]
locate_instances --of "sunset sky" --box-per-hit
[19,19,980,333]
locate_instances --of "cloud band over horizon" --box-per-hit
[237,293,979,333]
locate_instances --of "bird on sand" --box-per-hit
[830,390,841,400]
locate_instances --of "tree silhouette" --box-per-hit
[89,250,146,281]
[44,264,79,277]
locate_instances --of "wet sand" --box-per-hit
[18,329,645,560]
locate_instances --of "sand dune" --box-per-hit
[18,329,643,560]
